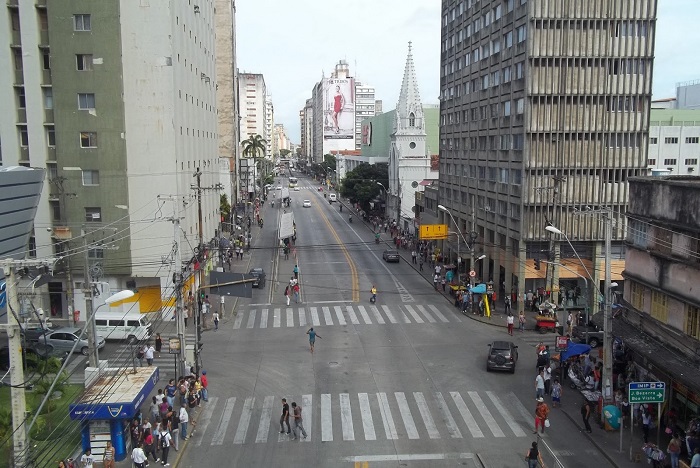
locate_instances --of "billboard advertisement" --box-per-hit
[324,78,355,140]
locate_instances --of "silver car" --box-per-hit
[35,327,105,356]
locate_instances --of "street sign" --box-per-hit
[469,270,476,278]
[419,224,448,240]
[628,382,666,403]
[555,335,569,351]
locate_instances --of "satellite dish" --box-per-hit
[411,181,418,188]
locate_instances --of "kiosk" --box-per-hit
[69,367,159,461]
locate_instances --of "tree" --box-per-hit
[241,134,267,196]
[322,154,337,173]
[279,148,292,157]
[340,163,389,210]
[220,194,231,222]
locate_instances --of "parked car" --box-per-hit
[303,200,311,208]
[35,327,105,356]
[249,268,266,288]
[21,325,54,344]
[382,250,400,263]
[486,340,518,373]
[571,324,603,348]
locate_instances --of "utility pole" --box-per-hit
[4,264,26,467]
[602,214,613,404]
[83,229,98,368]
[469,197,477,289]
[535,173,566,304]
[194,168,203,375]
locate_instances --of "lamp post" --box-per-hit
[545,223,614,405]
[376,182,388,219]
[437,204,468,274]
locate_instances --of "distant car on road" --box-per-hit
[303,200,311,208]
[486,340,518,373]
[35,327,105,356]
[248,268,266,288]
[382,250,400,263]
[276,185,282,190]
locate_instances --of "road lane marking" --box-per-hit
[450,391,484,438]
[427,304,450,323]
[255,396,275,443]
[381,305,397,324]
[358,393,376,441]
[233,397,255,444]
[468,391,504,437]
[347,305,360,324]
[435,392,462,438]
[404,305,424,323]
[211,397,236,445]
[298,307,306,327]
[194,396,219,446]
[414,392,440,439]
[394,279,415,303]
[357,305,372,324]
[311,307,320,326]
[301,394,312,443]
[369,305,385,324]
[334,306,346,325]
[343,453,474,462]
[340,393,355,441]
[395,392,419,439]
[377,392,398,440]
[286,308,294,327]
[260,309,268,328]
[273,308,281,328]
[246,310,257,329]
[321,393,333,442]
[233,313,244,329]
[509,391,536,434]
[322,306,334,325]
[396,306,411,323]
[416,305,437,323]
[486,391,526,437]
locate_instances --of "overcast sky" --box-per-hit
[235,0,700,144]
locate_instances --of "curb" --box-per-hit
[559,406,622,468]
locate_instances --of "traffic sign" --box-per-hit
[555,335,569,351]
[469,270,476,278]
[628,382,666,403]
[419,224,448,240]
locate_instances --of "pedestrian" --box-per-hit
[143,429,159,463]
[168,406,179,451]
[284,285,290,306]
[411,250,417,264]
[213,311,220,331]
[102,440,114,468]
[160,428,172,466]
[155,333,162,358]
[419,257,424,271]
[433,273,439,290]
[137,345,146,367]
[535,369,545,399]
[306,327,321,353]
[581,400,593,433]
[506,313,514,335]
[543,365,552,395]
[293,283,300,303]
[551,379,562,407]
[504,295,511,314]
[668,433,682,468]
[149,396,159,422]
[201,370,209,402]
[179,406,189,440]
[145,344,155,366]
[293,264,299,279]
[525,441,544,468]
[441,276,447,292]
[291,401,308,440]
[131,442,147,468]
[642,408,652,442]
[691,448,700,468]
[534,397,549,434]
[165,379,177,408]
[280,398,291,435]
[518,311,526,332]
[80,448,94,468]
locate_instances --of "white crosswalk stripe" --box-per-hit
[403,305,424,323]
[322,306,334,325]
[369,305,385,324]
[286,308,294,327]
[246,310,256,328]
[310,307,320,326]
[346,305,360,324]
[260,308,268,328]
[273,308,281,328]
[357,305,372,324]
[334,306,346,325]
[191,389,529,447]
[298,308,306,327]
[381,305,398,324]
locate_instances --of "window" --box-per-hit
[409,112,415,127]
[516,98,524,114]
[650,290,668,322]
[507,0,514,12]
[82,170,99,186]
[43,88,53,109]
[47,127,55,146]
[687,305,700,340]
[686,159,698,165]
[627,219,647,248]
[42,50,50,70]
[647,159,656,166]
[630,282,645,310]
[19,126,28,146]
[38,10,48,30]
[513,134,524,150]
[17,87,26,108]
[664,137,678,144]
[492,39,501,54]
[503,100,511,116]
[76,54,93,71]
[13,49,23,70]
[516,25,527,43]
[11,10,20,30]
[654,226,673,255]
[663,159,677,166]
[650,137,657,144]
[85,207,101,222]
[503,66,511,82]
[504,31,513,48]
[80,132,97,148]
[78,93,95,110]
[515,62,524,79]
[73,14,91,31]
[88,247,104,259]
[685,137,699,144]
[494,4,502,19]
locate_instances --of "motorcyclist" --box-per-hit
[272,200,275,207]
[370,286,377,302]
[348,215,352,223]
[375,232,380,243]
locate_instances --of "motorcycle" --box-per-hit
[370,294,376,303]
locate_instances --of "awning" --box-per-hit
[279,212,295,239]
[419,180,434,186]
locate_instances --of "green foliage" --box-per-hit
[241,134,266,160]
[322,154,337,173]
[0,408,11,440]
[339,163,389,210]
[220,194,231,220]
[279,148,292,157]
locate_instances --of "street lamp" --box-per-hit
[437,204,470,275]
[87,289,136,367]
[376,182,388,218]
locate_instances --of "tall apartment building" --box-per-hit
[1,1,220,319]
[239,73,267,142]
[439,0,656,299]
[355,82,377,149]
[647,109,700,176]
[265,96,274,158]
[299,98,313,165]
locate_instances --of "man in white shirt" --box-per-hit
[179,406,189,440]
[145,345,155,366]
[160,430,172,466]
[535,370,545,399]
[131,442,147,468]
[543,366,552,395]
[80,448,94,468]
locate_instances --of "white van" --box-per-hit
[329,193,337,202]
[94,312,153,343]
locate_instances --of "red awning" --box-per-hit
[419,180,433,186]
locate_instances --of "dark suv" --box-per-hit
[486,340,518,373]
[248,268,266,288]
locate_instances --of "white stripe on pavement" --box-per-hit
[382,305,397,324]
[301,394,312,443]
[339,393,355,441]
[211,397,236,445]
[468,391,504,437]
[334,306,346,325]
[509,391,536,433]
[358,393,376,441]
[233,313,244,329]
[255,396,275,443]
[416,305,436,323]
[396,306,411,323]
[450,391,483,438]
[395,392,419,439]
[357,305,372,324]
[346,305,360,325]
[321,393,333,442]
[369,305,385,324]
[311,307,320,326]
[414,392,440,439]
[260,309,268,328]
[435,392,462,439]
[486,391,526,437]
[343,453,474,463]
[273,308,281,328]
[322,306,334,325]
[377,392,398,440]
[246,310,257,329]
[194,396,219,447]
[427,304,450,323]
[404,305,424,323]
[298,308,306,327]
[286,308,294,327]
[233,397,255,444]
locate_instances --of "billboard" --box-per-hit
[324,78,355,140]
[361,122,372,146]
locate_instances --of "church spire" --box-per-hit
[395,41,424,133]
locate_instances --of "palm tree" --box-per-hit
[241,134,267,198]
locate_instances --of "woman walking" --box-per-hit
[155,333,162,358]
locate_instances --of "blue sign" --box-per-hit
[0,281,6,308]
[629,381,666,403]
[629,382,665,390]
[69,367,160,420]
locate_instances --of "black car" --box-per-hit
[249,268,266,288]
[486,340,518,373]
[571,324,603,348]
[382,250,400,263]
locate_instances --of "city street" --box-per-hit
[176,175,613,467]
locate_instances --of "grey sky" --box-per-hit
[236,0,700,145]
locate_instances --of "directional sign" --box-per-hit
[628,382,666,403]
[419,224,448,240]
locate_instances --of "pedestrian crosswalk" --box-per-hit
[191,390,530,447]
[231,303,461,330]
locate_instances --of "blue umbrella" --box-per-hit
[559,343,592,361]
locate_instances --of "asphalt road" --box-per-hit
[175,174,613,468]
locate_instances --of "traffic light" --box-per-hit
[534,259,541,270]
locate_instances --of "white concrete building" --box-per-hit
[648,109,700,175]
[355,82,377,150]
[239,73,267,141]
[265,97,274,159]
